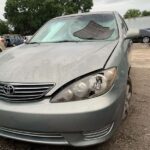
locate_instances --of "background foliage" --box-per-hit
[4,0,93,35]
[2,0,150,35]
[0,20,9,35]
[124,9,150,19]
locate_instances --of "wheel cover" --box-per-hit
[143,37,150,43]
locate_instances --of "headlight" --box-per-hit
[51,67,117,103]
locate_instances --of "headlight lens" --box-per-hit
[51,67,117,103]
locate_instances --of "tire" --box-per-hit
[143,37,150,43]
[6,39,10,47]
[122,77,132,120]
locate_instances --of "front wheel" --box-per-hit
[122,77,132,120]
[143,37,150,43]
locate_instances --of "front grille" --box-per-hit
[0,82,55,102]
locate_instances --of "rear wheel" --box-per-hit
[122,77,132,120]
[143,37,150,43]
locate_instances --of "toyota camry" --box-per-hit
[0,11,140,147]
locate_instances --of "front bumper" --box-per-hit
[0,85,125,147]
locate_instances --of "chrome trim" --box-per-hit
[83,123,114,140]
[0,127,68,145]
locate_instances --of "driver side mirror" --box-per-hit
[125,29,140,40]
[24,36,32,44]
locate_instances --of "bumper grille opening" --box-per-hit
[0,127,67,145]
[83,123,114,140]
[0,82,55,102]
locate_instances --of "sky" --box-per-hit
[0,0,150,20]
[92,0,150,16]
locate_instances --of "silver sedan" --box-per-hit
[0,11,140,147]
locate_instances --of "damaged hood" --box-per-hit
[0,41,118,91]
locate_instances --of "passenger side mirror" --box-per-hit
[125,29,140,40]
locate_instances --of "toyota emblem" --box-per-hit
[3,84,15,95]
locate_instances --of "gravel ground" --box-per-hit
[0,44,150,150]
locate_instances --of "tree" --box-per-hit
[124,9,141,19]
[0,20,9,35]
[142,10,150,17]
[61,0,93,14]
[5,0,93,35]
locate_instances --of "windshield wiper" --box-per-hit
[26,42,40,44]
[52,40,80,43]
[26,40,80,44]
